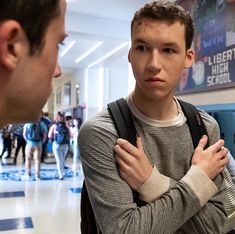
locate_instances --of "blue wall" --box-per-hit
[198,103,235,156]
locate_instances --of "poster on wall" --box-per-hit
[176,0,235,94]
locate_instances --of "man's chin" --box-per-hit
[6,113,39,125]
[22,108,42,123]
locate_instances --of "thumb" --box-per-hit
[136,136,144,151]
[196,135,208,151]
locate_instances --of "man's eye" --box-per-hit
[58,42,66,53]
[164,48,175,53]
[59,42,65,47]
[136,45,147,51]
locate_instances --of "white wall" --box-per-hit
[51,72,77,118]
[85,67,103,119]
[108,64,129,101]
[75,69,87,107]
[73,59,130,120]
[177,88,235,106]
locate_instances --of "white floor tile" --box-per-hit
[0,158,82,234]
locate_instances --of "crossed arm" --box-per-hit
[114,135,229,231]
[114,135,228,196]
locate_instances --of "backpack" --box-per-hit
[26,122,43,142]
[54,123,70,144]
[80,98,235,234]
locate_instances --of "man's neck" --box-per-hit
[131,93,178,121]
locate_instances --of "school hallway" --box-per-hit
[0,154,83,234]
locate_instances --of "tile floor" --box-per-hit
[0,158,83,234]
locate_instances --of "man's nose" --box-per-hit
[53,64,62,78]
[146,50,161,73]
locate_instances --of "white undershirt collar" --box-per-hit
[127,94,186,127]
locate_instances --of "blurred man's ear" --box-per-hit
[184,49,195,68]
[128,50,131,63]
[0,20,25,71]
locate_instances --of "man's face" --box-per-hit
[129,19,194,101]
[11,0,67,122]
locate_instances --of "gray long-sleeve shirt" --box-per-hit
[78,102,226,234]
[227,152,235,184]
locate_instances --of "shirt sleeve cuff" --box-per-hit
[181,165,218,207]
[137,165,170,203]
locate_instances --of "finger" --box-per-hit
[210,149,228,166]
[222,156,229,166]
[115,153,128,169]
[216,147,229,159]
[212,154,229,171]
[116,138,129,146]
[196,135,208,151]
[208,139,225,153]
[219,152,229,164]
[114,145,134,165]
[136,136,144,151]
[115,154,134,176]
[116,138,139,156]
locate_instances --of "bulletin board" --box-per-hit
[176,0,235,94]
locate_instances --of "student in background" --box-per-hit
[48,113,71,180]
[23,120,47,180]
[71,118,81,173]
[40,111,52,163]
[64,115,73,168]
[11,123,26,164]
[0,125,12,159]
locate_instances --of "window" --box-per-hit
[64,82,71,105]
[56,87,61,106]
[76,84,80,105]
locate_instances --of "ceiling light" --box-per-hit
[59,40,76,58]
[87,42,129,68]
[75,41,103,64]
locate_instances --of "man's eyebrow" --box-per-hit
[161,42,182,51]
[132,38,181,49]
[162,42,179,47]
[132,38,147,44]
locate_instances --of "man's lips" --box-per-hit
[145,77,164,82]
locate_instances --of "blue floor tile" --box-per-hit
[0,217,33,231]
[0,191,25,198]
[0,168,78,181]
[70,187,82,193]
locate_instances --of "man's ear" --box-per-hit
[128,49,131,63]
[0,20,26,71]
[184,48,195,68]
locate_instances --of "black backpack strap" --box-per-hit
[107,98,146,206]
[178,99,209,149]
[107,98,136,146]
[81,181,100,234]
